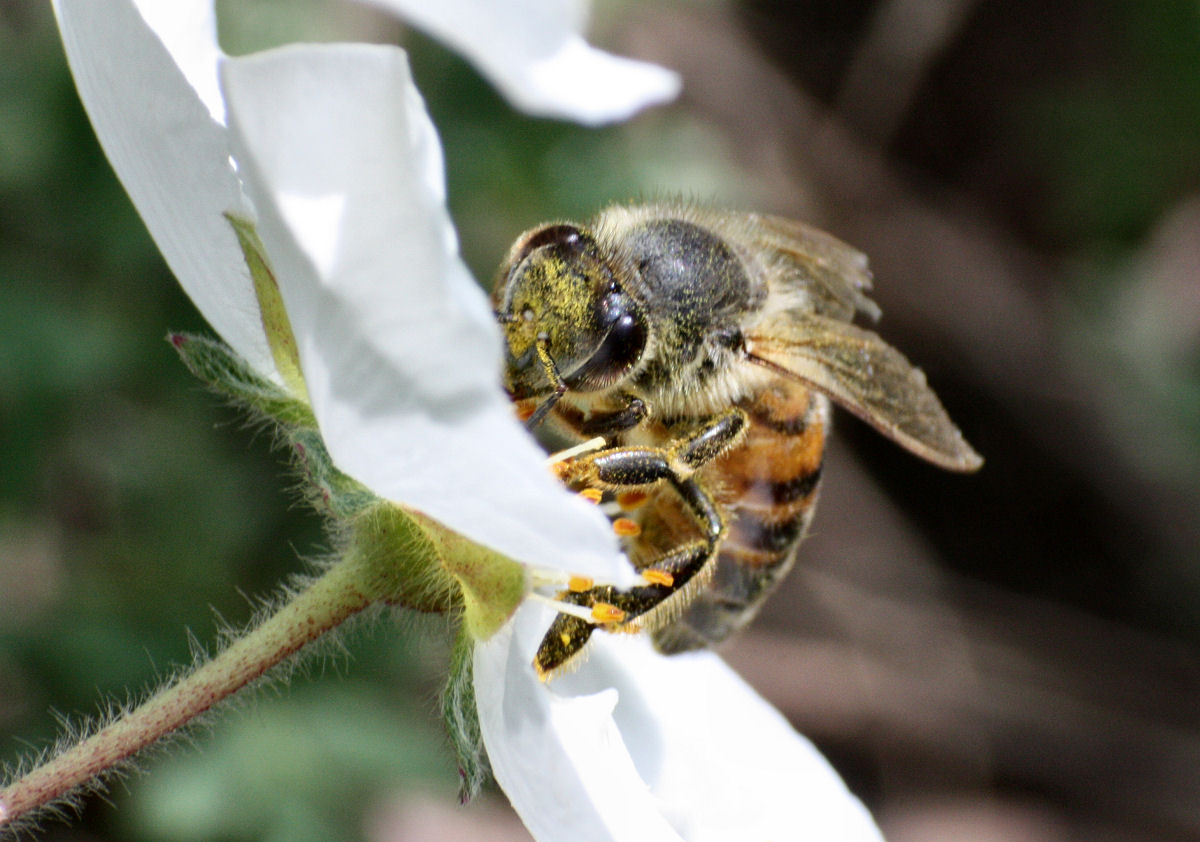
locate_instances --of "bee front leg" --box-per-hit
[578,395,646,437]
[534,408,747,677]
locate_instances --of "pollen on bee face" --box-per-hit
[578,488,604,504]
[612,517,641,537]
[591,602,626,623]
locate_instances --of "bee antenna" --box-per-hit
[525,386,566,431]
[527,337,567,430]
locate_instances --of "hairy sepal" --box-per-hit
[169,331,315,429]
[352,506,527,638]
[441,628,490,803]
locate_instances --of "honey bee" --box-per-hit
[492,203,982,677]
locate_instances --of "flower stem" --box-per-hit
[0,555,374,829]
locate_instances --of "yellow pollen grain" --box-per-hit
[617,490,649,510]
[612,517,641,537]
[578,488,603,504]
[559,632,572,647]
[592,603,626,623]
[642,569,675,587]
[568,575,594,592]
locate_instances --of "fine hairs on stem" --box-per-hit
[0,554,382,836]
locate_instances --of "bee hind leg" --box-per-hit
[533,538,715,678]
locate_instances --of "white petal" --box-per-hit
[132,0,225,124]
[475,603,683,842]
[480,606,886,842]
[219,44,630,581]
[564,640,888,842]
[357,0,681,124]
[509,35,682,124]
[52,0,277,381]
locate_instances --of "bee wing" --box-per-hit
[746,312,983,472]
[699,211,883,322]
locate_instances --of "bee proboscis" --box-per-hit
[492,203,982,677]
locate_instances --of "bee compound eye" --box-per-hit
[515,224,586,263]
[562,291,648,392]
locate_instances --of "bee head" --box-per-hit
[493,223,647,400]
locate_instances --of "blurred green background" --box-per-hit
[2,1,1199,840]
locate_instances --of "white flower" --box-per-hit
[53,1,886,839]
[477,604,885,842]
[54,0,640,582]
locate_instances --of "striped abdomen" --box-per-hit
[652,379,828,653]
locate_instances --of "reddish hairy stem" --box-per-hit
[0,559,373,827]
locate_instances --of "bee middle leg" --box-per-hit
[534,409,747,677]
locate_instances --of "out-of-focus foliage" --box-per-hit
[3,0,1200,840]
[1023,0,1200,243]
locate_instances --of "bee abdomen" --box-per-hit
[652,382,828,654]
[728,510,810,558]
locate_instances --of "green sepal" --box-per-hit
[345,502,459,613]
[346,504,527,631]
[290,428,379,519]
[169,332,317,429]
[408,510,527,641]
[225,212,309,402]
[441,628,490,803]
